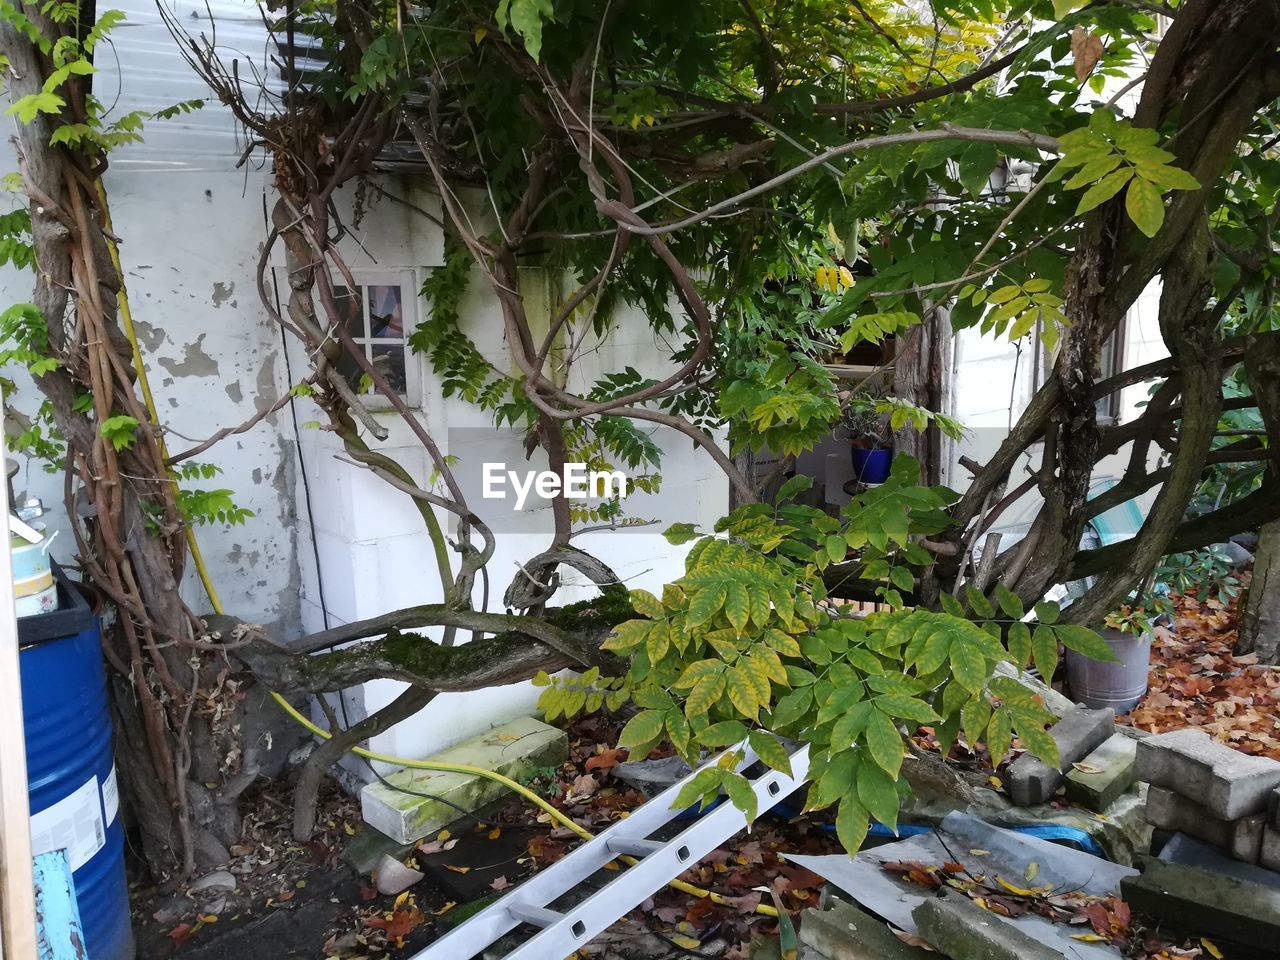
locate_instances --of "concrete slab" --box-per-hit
[1065,734,1137,812]
[361,716,568,844]
[800,894,934,960]
[913,894,1065,960]
[1121,855,1280,951]
[1146,785,1264,863]
[1006,707,1114,807]
[1135,728,1280,820]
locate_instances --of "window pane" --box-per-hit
[367,284,404,340]
[331,285,364,337]
[371,341,407,394]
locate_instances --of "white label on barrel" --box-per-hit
[102,765,120,826]
[30,775,106,871]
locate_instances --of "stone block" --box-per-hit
[1121,855,1280,951]
[1135,728,1280,820]
[799,895,934,960]
[1065,734,1138,812]
[361,716,568,843]
[912,894,1066,960]
[1262,826,1280,873]
[1146,786,1264,863]
[1006,707,1115,807]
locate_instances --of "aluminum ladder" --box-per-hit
[409,744,811,960]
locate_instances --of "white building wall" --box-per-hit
[1,0,728,776]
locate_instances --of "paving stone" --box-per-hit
[1006,707,1115,807]
[1135,728,1280,820]
[1146,785,1264,863]
[1262,825,1280,873]
[912,894,1065,960]
[1064,734,1137,812]
[1121,855,1280,951]
[799,895,933,960]
[360,716,568,843]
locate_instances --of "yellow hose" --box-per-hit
[99,182,775,918]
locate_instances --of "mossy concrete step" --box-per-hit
[360,716,568,844]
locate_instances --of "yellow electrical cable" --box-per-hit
[98,182,776,919]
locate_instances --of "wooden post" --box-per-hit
[0,415,37,959]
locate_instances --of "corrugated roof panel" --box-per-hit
[98,1,277,173]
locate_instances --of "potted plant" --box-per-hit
[1064,595,1167,713]
[839,393,893,485]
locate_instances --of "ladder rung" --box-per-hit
[606,837,664,858]
[506,903,564,928]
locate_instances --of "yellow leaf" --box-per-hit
[488,826,502,840]
[670,935,702,949]
[1024,861,1039,883]
[474,27,487,44]
[199,914,218,923]
[394,891,412,910]
[437,830,451,841]
[433,901,457,916]
[969,849,990,856]
[1070,934,1108,942]
[988,775,1003,790]
[445,865,471,874]
[343,822,356,836]
[1202,938,1224,959]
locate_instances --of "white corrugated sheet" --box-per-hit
[97,0,277,173]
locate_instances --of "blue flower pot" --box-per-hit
[850,446,892,484]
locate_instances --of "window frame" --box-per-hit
[328,268,422,410]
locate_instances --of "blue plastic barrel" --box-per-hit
[19,564,133,960]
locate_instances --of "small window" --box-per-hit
[330,273,420,407]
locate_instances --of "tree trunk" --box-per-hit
[1,7,265,879]
[1237,520,1280,663]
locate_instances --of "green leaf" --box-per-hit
[775,474,813,502]
[618,710,665,750]
[725,664,760,721]
[748,730,793,777]
[865,708,904,779]
[835,794,870,854]
[1053,0,1088,16]
[1134,161,1200,192]
[994,583,1025,620]
[664,522,700,545]
[686,583,728,628]
[808,752,856,810]
[686,671,726,717]
[630,589,663,618]
[1015,717,1060,769]
[602,619,649,653]
[1032,625,1060,684]
[724,582,750,632]
[1125,177,1165,238]
[1055,624,1120,663]
[1007,622,1032,671]
[1034,600,1060,625]
[1076,167,1133,215]
[986,706,1013,765]
[722,772,759,823]
[671,766,723,812]
[646,621,670,663]
[875,694,938,724]
[770,686,812,728]
[495,0,555,61]
[949,640,988,693]
[856,759,901,833]
[699,719,749,747]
